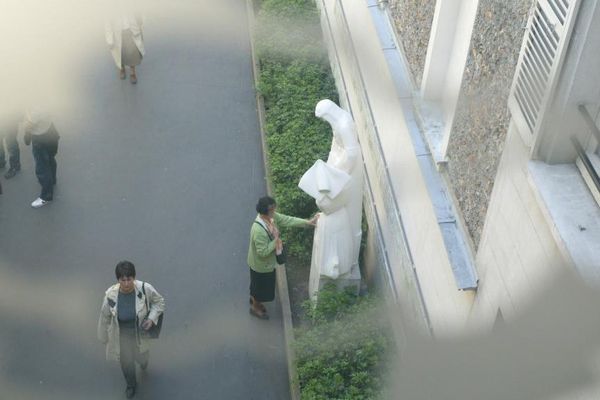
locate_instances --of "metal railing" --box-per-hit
[574,105,600,195]
[578,104,600,144]
[571,137,600,194]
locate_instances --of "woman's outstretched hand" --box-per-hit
[308,213,320,226]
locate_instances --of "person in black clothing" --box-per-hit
[21,111,59,208]
[0,116,21,179]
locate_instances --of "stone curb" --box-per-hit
[244,2,301,400]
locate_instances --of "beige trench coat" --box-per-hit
[97,280,165,361]
[104,17,145,69]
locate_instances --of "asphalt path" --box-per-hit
[0,2,290,399]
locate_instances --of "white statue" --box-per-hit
[299,99,363,298]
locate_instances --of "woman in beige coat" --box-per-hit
[105,16,145,84]
[98,261,165,399]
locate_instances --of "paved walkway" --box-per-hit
[0,2,290,399]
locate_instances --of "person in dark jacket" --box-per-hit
[0,114,21,179]
[21,110,59,208]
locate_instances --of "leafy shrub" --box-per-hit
[254,3,391,398]
[255,0,338,262]
[295,285,393,400]
[261,0,318,17]
[256,0,324,64]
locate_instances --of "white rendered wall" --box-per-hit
[469,121,567,330]
[320,0,475,336]
[421,0,479,160]
[471,120,600,399]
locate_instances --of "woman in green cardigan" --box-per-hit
[247,196,318,319]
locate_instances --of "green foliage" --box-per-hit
[255,0,338,263]
[255,4,390,398]
[261,0,318,17]
[295,285,393,400]
[256,0,324,64]
[303,284,359,324]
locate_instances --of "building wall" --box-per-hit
[469,123,600,400]
[468,121,567,329]
[388,1,536,248]
[319,0,587,332]
[318,0,475,336]
[316,0,430,332]
[444,0,533,248]
[320,0,600,395]
[384,0,573,331]
[388,0,436,89]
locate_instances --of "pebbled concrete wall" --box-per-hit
[388,0,436,89]
[444,0,534,247]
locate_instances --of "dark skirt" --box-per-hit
[249,268,276,302]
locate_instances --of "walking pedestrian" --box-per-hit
[21,110,59,208]
[247,196,318,319]
[97,261,165,399]
[105,16,145,84]
[0,113,21,179]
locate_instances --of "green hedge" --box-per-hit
[255,0,338,261]
[295,285,393,400]
[254,2,392,399]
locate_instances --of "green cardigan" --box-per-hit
[247,212,308,273]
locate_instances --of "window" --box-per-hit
[574,104,600,206]
[508,0,581,148]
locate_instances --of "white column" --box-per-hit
[420,0,479,160]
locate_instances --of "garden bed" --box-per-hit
[253,0,337,323]
[253,1,394,398]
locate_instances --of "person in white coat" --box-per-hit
[105,16,145,84]
[98,261,165,399]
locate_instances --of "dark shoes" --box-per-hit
[249,297,268,319]
[249,297,267,313]
[125,386,136,399]
[130,74,137,84]
[249,307,269,320]
[4,166,20,179]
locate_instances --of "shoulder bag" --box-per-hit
[141,282,164,339]
[254,221,287,265]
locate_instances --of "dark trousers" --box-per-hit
[0,131,20,169]
[119,328,149,388]
[31,136,58,201]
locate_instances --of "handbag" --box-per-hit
[254,221,286,265]
[275,244,287,265]
[141,282,163,339]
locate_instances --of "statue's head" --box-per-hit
[315,99,337,120]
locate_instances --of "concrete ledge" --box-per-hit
[528,160,600,283]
